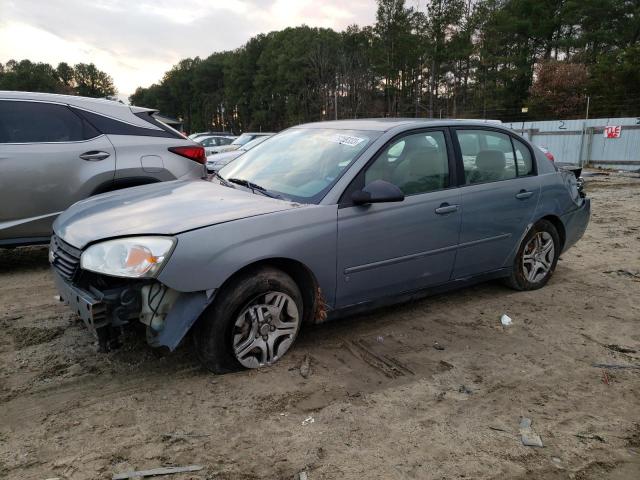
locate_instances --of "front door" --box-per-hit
[336,129,461,308]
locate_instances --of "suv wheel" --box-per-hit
[505,219,560,291]
[193,266,303,374]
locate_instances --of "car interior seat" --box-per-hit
[391,136,448,194]
[469,149,507,183]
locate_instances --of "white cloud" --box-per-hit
[0,0,377,97]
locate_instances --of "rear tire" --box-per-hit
[193,266,303,374]
[504,219,560,291]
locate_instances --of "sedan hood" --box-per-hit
[54,180,302,248]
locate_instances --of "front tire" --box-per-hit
[505,219,560,291]
[193,266,303,374]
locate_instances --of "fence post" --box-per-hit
[584,127,594,167]
[578,121,585,167]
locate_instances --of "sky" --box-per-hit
[0,0,377,97]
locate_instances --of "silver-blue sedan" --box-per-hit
[50,119,590,373]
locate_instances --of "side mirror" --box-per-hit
[351,179,405,206]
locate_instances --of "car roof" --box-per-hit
[0,90,149,111]
[0,90,159,129]
[295,118,507,133]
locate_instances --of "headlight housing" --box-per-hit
[81,236,176,278]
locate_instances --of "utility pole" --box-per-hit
[585,96,590,120]
[335,74,338,121]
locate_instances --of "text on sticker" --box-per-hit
[329,134,366,147]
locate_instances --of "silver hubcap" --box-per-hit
[522,231,555,283]
[232,292,300,368]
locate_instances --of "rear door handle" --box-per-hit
[80,151,110,161]
[435,203,459,215]
[515,190,534,200]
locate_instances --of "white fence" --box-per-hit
[504,117,640,171]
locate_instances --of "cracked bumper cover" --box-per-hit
[561,198,591,252]
[52,270,215,350]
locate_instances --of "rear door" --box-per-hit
[451,128,540,278]
[0,100,115,242]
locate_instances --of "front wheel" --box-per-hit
[505,220,560,291]
[193,267,303,374]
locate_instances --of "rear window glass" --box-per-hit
[0,100,99,143]
[513,138,534,176]
[457,130,517,184]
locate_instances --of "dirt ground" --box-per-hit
[1,170,639,480]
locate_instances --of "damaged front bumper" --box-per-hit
[50,238,215,352]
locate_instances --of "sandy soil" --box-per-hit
[1,170,639,480]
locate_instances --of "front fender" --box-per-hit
[157,204,338,306]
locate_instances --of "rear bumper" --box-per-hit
[561,198,591,252]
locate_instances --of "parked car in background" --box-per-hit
[215,132,275,154]
[0,91,206,247]
[206,134,272,173]
[197,135,237,156]
[188,131,232,141]
[50,119,589,372]
[537,145,555,162]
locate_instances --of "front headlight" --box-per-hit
[81,236,176,278]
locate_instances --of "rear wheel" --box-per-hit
[505,220,560,291]
[193,266,303,374]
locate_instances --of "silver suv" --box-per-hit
[0,91,206,247]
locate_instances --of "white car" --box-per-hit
[206,135,273,173]
[214,132,275,155]
[188,131,232,141]
[197,135,237,156]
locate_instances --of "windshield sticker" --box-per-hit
[328,134,367,147]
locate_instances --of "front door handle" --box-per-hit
[435,203,459,215]
[80,151,110,161]
[515,190,534,200]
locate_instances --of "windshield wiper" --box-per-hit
[227,178,284,200]
[211,171,232,187]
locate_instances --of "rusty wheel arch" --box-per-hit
[215,258,328,326]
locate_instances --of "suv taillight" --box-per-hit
[168,146,206,164]
[545,151,555,162]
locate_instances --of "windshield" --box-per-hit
[231,134,256,146]
[219,128,377,203]
[240,135,270,151]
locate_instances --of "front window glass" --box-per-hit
[219,128,377,203]
[365,131,449,195]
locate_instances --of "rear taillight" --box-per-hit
[545,151,555,162]
[168,146,206,164]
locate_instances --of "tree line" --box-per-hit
[0,59,116,98]
[131,0,640,133]
[2,0,638,133]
